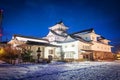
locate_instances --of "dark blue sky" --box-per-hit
[0,0,120,45]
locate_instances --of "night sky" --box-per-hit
[0,0,120,45]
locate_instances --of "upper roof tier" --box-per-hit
[49,21,68,31]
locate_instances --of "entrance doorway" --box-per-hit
[83,53,94,61]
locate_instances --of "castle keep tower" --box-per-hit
[45,21,68,42]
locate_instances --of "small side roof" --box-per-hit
[71,28,94,34]
[26,41,60,47]
[98,36,110,42]
[57,34,92,44]
[13,34,48,41]
[70,34,93,44]
[50,29,68,37]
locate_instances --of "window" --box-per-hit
[85,46,87,49]
[65,52,74,58]
[49,50,53,54]
[83,45,90,50]
[97,46,99,48]
[72,44,75,47]
[101,46,103,49]
[83,45,85,49]
[85,37,88,39]
[92,36,95,40]
[65,45,67,48]
[87,46,90,49]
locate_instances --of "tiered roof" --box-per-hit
[49,21,68,31]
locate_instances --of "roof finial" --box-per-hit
[57,20,63,24]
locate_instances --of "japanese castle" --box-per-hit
[8,21,114,61]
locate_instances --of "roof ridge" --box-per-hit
[71,28,94,34]
[13,34,48,41]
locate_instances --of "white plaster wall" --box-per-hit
[44,47,55,59]
[44,47,49,58]
[54,47,61,58]
[91,42,112,52]
[59,41,79,59]
[78,41,91,57]
[78,41,91,50]
[99,39,109,44]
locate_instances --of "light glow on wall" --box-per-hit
[0,48,5,54]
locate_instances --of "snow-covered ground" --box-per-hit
[0,61,120,80]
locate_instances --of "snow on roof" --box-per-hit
[69,34,93,44]
[98,36,110,42]
[26,41,60,47]
[63,35,77,42]
[13,34,48,41]
[50,30,68,37]
[56,34,92,44]
[13,34,49,43]
[71,28,94,34]
[8,39,25,45]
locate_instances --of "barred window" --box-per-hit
[65,45,67,48]
[72,44,75,47]
[49,50,53,54]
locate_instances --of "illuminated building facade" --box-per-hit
[44,21,113,60]
[9,21,114,61]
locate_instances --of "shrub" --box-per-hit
[21,49,33,62]
[0,45,21,64]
